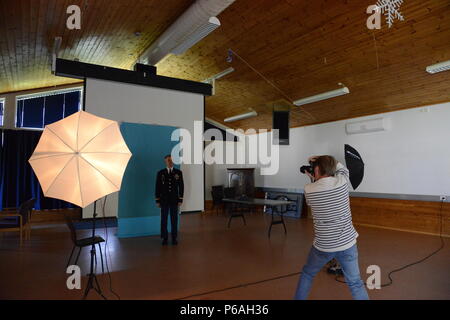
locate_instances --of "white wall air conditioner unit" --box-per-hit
[345,118,389,135]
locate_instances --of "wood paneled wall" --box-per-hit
[350,197,450,237]
[31,208,81,223]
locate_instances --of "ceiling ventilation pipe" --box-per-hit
[139,0,236,66]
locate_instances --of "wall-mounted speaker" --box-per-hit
[273,110,290,145]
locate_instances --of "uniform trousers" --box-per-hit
[160,204,178,240]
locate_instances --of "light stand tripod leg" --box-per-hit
[82,200,107,300]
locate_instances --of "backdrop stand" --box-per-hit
[83,200,107,300]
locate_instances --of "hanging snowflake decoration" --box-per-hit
[376,0,404,28]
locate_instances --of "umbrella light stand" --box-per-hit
[344,144,365,190]
[83,200,107,300]
[29,111,132,299]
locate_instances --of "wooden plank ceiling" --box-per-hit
[0,0,194,91]
[1,0,449,130]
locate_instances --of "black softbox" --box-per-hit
[344,144,364,190]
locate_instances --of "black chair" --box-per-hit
[0,198,36,245]
[223,187,236,214]
[65,215,105,273]
[223,187,236,199]
[268,195,289,238]
[223,187,250,226]
[211,185,224,214]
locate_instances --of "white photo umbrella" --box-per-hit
[29,110,132,208]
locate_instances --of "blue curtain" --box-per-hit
[22,97,45,128]
[44,94,64,126]
[0,129,76,210]
[64,91,80,117]
[16,90,81,129]
[0,100,4,125]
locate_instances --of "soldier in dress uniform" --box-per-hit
[155,155,184,245]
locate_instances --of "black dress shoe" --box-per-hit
[162,239,168,245]
[172,239,178,245]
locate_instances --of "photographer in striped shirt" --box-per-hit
[294,155,369,300]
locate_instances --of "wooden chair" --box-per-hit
[0,198,36,245]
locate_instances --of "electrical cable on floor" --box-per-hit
[101,196,121,300]
[175,271,302,300]
[334,200,446,287]
[92,197,444,299]
[177,200,445,299]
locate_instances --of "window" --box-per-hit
[16,88,82,129]
[0,98,4,126]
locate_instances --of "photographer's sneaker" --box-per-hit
[327,265,343,275]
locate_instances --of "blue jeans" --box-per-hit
[294,244,369,300]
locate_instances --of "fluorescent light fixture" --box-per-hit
[224,110,258,123]
[426,60,450,74]
[293,86,350,106]
[205,117,233,131]
[172,17,220,55]
[203,67,235,83]
[202,67,235,95]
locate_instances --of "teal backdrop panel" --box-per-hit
[118,122,180,238]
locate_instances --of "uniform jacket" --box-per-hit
[155,167,184,205]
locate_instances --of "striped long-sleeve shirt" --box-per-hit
[304,162,358,252]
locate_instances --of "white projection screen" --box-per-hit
[83,78,204,218]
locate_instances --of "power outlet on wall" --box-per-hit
[439,196,447,201]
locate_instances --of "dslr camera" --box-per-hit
[300,160,317,175]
